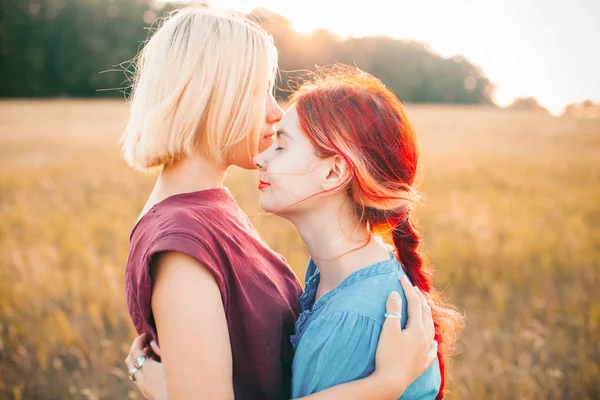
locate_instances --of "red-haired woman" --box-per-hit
[252,66,463,399]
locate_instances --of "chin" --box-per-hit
[260,197,291,217]
[234,157,258,170]
[258,196,274,213]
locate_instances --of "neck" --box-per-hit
[143,153,228,214]
[289,197,391,294]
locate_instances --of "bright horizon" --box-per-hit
[170,0,600,115]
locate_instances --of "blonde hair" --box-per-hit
[121,6,277,171]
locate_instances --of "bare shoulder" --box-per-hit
[150,250,223,315]
[149,254,233,399]
[152,250,216,281]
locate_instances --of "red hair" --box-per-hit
[291,65,463,398]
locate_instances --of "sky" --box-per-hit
[176,0,600,114]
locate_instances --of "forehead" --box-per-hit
[280,104,300,131]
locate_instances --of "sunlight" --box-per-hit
[161,0,600,113]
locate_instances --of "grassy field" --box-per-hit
[0,100,599,399]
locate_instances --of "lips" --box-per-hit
[263,131,275,140]
[258,179,270,190]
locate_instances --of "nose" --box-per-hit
[253,154,267,170]
[266,97,283,124]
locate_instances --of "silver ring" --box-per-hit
[128,356,146,382]
[133,355,146,369]
[128,366,139,382]
[385,312,403,319]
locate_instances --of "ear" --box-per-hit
[321,155,350,190]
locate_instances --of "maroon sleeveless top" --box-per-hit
[125,188,302,400]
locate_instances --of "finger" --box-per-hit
[415,285,428,315]
[415,287,435,344]
[426,340,439,367]
[150,340,162,357]
[400,275,422,330]
[129,333,148,360]
[381,290,403,335]
[386,290,403,315]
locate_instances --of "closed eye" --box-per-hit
[275,129,287,152]
[276,128,293,141]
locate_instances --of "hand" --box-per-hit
[372,276,437,399]
[125,333,168,400]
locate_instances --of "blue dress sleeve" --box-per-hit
[291,312,381,398]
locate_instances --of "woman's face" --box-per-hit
[259,92,285,152]
[253,104,333,216]
[231,93,283,169]
[229,91,283,169]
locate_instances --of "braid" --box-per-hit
[393,218,447,400]
[291,65,464,398]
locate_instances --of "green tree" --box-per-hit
[0,1,494,104]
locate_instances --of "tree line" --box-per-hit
[0,0,494,104]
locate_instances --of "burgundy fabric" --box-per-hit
[125,188,302,400]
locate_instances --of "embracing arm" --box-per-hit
[293,375,401,400]
[151,251,234,399]
[127,275,435,400]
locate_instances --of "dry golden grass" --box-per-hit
[0,100,598,399]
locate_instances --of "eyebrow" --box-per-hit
[276,128,294,140]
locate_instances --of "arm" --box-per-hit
[126,276,435,400]
[294,373,402,400]
[151,251,234,399]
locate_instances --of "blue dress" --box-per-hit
[290,253,441,399]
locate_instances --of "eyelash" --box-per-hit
[275,146,283,152]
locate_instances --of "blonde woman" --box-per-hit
[122,7,437,400]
